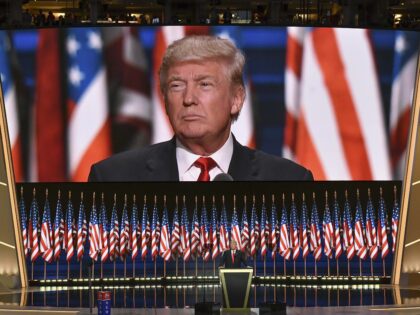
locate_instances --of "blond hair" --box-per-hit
[159,35,245,94]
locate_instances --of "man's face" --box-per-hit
[230,240,237,250]
[164,59,244,151]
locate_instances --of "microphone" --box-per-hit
[213,173,233,181]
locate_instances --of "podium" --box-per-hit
[219,268,253,311]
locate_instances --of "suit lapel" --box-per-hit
[145,137,179,181]
[228,136,259,180]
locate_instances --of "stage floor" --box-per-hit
[1,284,420,314]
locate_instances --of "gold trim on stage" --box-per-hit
[392,52,420,285]
[0,69,28,289]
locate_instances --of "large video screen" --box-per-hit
[0,26,419,182]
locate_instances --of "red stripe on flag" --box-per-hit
[34,29,66,181]
[295,114,325,180]
[312,29,372,180]
[286,35,303,78]
[12,137,23,181]
[71,119,111,181]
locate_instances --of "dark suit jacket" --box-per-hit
[88,136,313,181]
[219,249,247,268]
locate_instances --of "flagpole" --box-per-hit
[113,260,116,279]
[336,258,339,276]
[67,261,70,279]
[304,257,306,277]
[101,261,103,279]
[359,258,362,276]
[273,255,276,303]
[44,262,46,281]
[132,257,135,278]
[370,258,373,276]
[176,256,178,277]
[143,257,146,278]
[124,257,126,278]
[327,258,330,276]
[263,255,266,277]
[92,259,95,279]
[164,260,166,277]
[315,257,317,277]
[283,257,286,276]
[195,255,198,277]
[347,258,350,277]
[383,258,386,277]
[79,261,82,279]
[56,260,59,280]
[293,260,296,277]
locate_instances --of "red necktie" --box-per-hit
[194,157,217,182]
[231,251,235,264]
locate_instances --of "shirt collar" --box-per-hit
[176,133,234,177]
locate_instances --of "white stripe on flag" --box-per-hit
[335,29,391,180]
[300,34,351,179]
[69,69,109,175]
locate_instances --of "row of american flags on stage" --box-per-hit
[20,188,400,268]
[0,27,419,182]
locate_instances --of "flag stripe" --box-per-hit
[312,29,372,180]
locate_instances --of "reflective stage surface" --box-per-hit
[0,284,420,314]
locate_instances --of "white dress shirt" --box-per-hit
[176,133,234,181]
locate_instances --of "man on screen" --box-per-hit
[219,239,247,268]
[88,35,313,182]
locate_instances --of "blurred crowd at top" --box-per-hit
[0,0,419,29]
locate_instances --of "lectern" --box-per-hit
[219,268,253,311]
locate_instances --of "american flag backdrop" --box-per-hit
[392,189,400,253]
[0,26,418,182]
[285,28,392,180]
[210,200,219,260]
[109,198,120,261]
[151,201,160,261]
[191,204,200,258]
[19,190,28,257]
[343,194,355,260]
[301,194,310,260]
[130,198,139,260]
[354,194,368,260]
[180,200,190,261]
[53,193,63,261]
[270,200,278,259]
[219,203,229,252]
[0,31,23,181]
[99,196,109,262]
[279,196,291,260]
[378,192,390,259]
[159,205,171,262]
[310,195,322,262]
[40,195,53,263]
[322,196,333,260]
[231,205,242,251]
[241,202,250,254]
[76,197,86,261]
[29,193,40,262]
[88,199,100,261]
[366,192,378,260]
[66,28,111,181]
[333,193,342,260]
[290,195,300,261]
